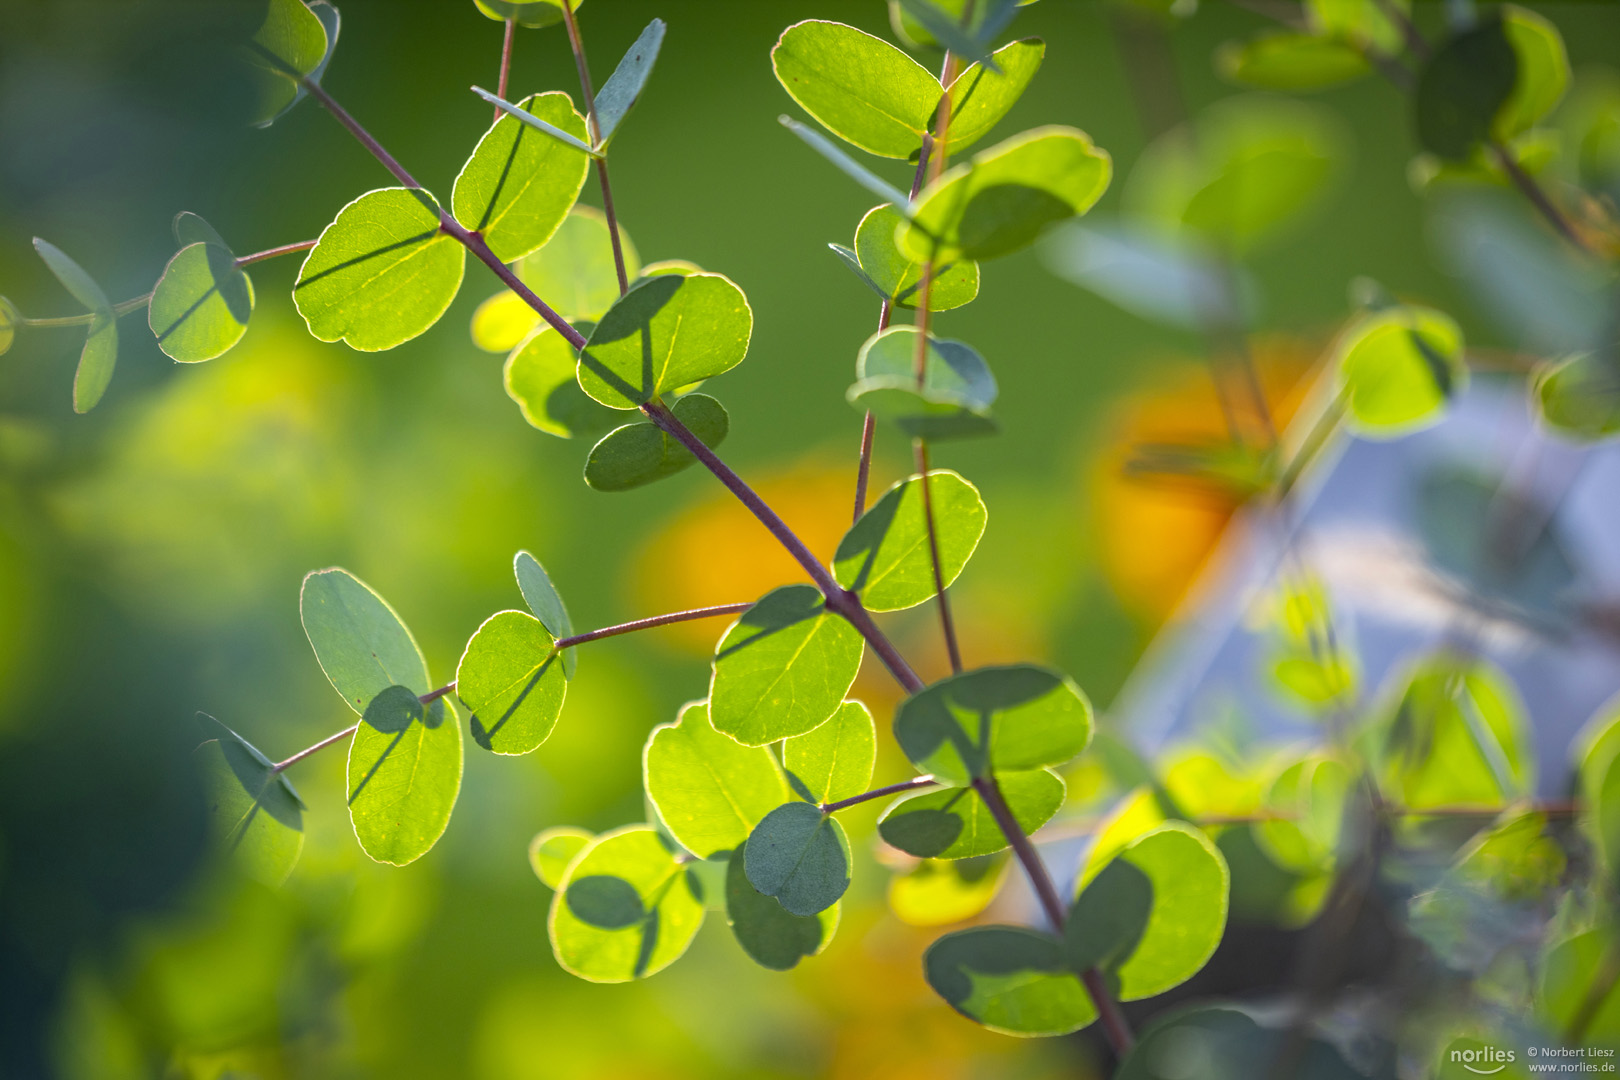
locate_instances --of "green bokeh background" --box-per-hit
[0,2,1615,1077]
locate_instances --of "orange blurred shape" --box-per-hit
[1092,337,1317,621]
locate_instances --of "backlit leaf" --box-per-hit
[472,291,542,352]
[771,20,942,160]
[725,845,838,970]
[530,826,593,888]
[947,40,1045,153]
[925,926,1096,1037]
[505,327,621,441]
[1334,305,1466,437]
[346,685,463,866]
[1534,353,1620,442]
[853,205,978,312]
[195,714,304,886]
[595,19,665,148]
[300,567,430,712]
[1586,751,1620,890]
[1306,0,1407,53]
[0,297,15,357]
[513,551,575,679]
[784,700,875,805]
[744,801,851,917]
[1256,756,1351,876]
[516,206,639,323]
[1541,925,1620,1042]
[1496,5,1569,138]
[644,701,788,860]
[1415,16,1517,161]
[294,187,466,352]
[833,469,987,611]
[149,243,255,363]
[888,854,1008,926]
[172,211,231,250]
[246,0,329,127]
[710,584,864,746]
[473,0,580,29]
[1377,655,1533,810]
[584,393,729,491]
[453,91,592,262]
[878,769,1063,859]
[33,238,117,413]
[849,325,998,441]
[1216,33,1371,92]
[455,610,565,754]
[577,273,752,408]
[893,664,1092,785]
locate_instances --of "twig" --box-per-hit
[1490,141,1594,255]
[553,602,752,649]
[561,0,631,295]
[822,774,938,813]
[495,16,516,125]
[271,681,457,772]
[235,239,319,267]
[915,442,964,672]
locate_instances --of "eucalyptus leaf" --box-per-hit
[530,826,593,889]
[896,0,1015,70]
[33,238,117,413]
[1378,656,1533,810]
[779,118,918,212]
[849,325,997,441]
[1334,305,1467,437]
[709,584,864,747]
[925,926,1097,1037]
[900,126,1111,262]
[346,685,463,866]
[172,211,231,251]
[0,297,15,357]
[888,854,1008,926]
[854,205,979,311]
[195,713,305,886]
[472,88,600,159]
[1063,857,1152,975]
[1256,756,1352,875]
[771,20,942,160]
[577,273,752,408]
[644,701,788,860]
[744,801,851,917]
[1496,5,1570,139]
[300,567,430,711]
[892,664,1093,784]
[1216,33,1371,92]
[472,291,542,353]
[149,243,255,363]
[1415,16,1517,161]
[947,39,1045,153]
[549,825,705,982]
[516,206,639,323]
[833,469,987,611]
[1535,352,1620,442]
[453,91,592,262]
[725,845,838,970]
[594,19,665,148]
[1116,1005,1362,1080]
[505,327,620,441]
[1541,925,1620,1042]
[1306,0,1407,53]
[878,769,1063,859]
[784,700,875,805]
[473,0,579,29]
[513,551,575,678]
[246,0,329,127]
[584,393,729,491]
[455,610,565,755]
[294,187,466,352]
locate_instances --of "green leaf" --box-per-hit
[771,20,942,160]
[347,685,463,866]
[878,769,1063,859]
[195,714,305,886]
[946,39,1045,153]
[1216,33,1371,92]
[892,664,1093,784]
[294,187,466,352]
[888,854,1008,926]
[784,700,876,805]
[1378,656,1533,810]
[853,205,979,311]
[744,801,851,917]
[504,327,620,441]
[1496,5,1570,139]
[848,325,998,442]
[594,19,665,148]
[148,243,255,364]
[172,211,231,250]
[833,469,987,612]
[644,701,788,860]
[300,567,430,712]
[246,0,330,127]
[1415,16,1518,161]
[1305,0,1408,53]
[473,88,600,159]
[709,584,865,747]
[513,550,576,676]
[1334,305,1467,437]
[924,926,1096,1037]
[1256,756,1351,876]
[725,845,838,970]
[455,610,565,755]
[779,117,918,212]
[896,0,1019,69]
[453,91,592,263]
[584,393,729,492]
[1534,353,1620,442]
[516,206,639,323]
[1587,750,1620,890]
[472,291,542,352]
[529,826,593,889]
[549,825,705,983]
[473,0,580,29]
[577,273,752,408]
[33,239,117,413]
[0,297,15,357]
[1063,857,1152,975]
[900,126,1111,262]
[1541,925,1620,1043]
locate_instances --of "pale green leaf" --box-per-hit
[473,0,580,29]
[1334,305,1467,437]
[516,206,639,323]
[300,567,430,712]
[346,685,463,866]
[577,273,752,408]
[0,297,15,357]
[784,700,875,805]
[1306,0,1408,53]
[644,701,788,860]
[888,854,1008,926]
[472,291,542,353]
[744,801,851,917]
[504,326,620,441]
[771,20,942,160]
[453,91,592,262]
[854,205,979,311]
[779,117,918,212]
[195,713,304,886]
[1587,751,1620,890]
[584,393,729,491]
[595,19,665,148]
[246,0,329,127]
[893,664,1093,784]
[833,469,987,611]
[149,243,255,363]
[925,926,1096,1037]
[33,238,117,413]
[878,769,1063,859]
[946,39,1045,153]
[1496,5,1569,139]
[849,325,998,441]
[513,551,576,677]
[1256,756,1351,876]
[455,610,565,755]
[726,845,838,970]
[530,826,593,889]
[1378,656,1533,810]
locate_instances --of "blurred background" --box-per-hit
[1,1,1617,1077]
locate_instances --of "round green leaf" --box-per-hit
[504,327,620,440]
[924,926,1097,1037]
[455,610,565,755]
[548,825,704,983]
[515,207,639,323]
[346,685,463,866]
[1094,822,1229,1000]
[1256,756,1351,876]
[513,551,576,677]
[1377,656,1533,810]
[900,126,1112,262]
[472,290,542,353]
[644,701,788,860]
[577,273,752,408]
[473,0,579,30]
[0,296,15,357]
[1534,353,1620,442]
[584,393,730,492]
[854,205,979,312]
[300,567,430,712]
[709,584,865,746]
[294,187,466,352]
[784,700,876,805]
[149,242,255,363]
[1063,857,1153,976]
[452,91,592,263]
[725,845,838,970]
[744,801,851,917]
[888,854,1008,926]
[529,826,593,889]
[771,20,942,160]
[849,324,998,442]
[1414,16,1518,161]
[1334,305,1466,437]
[246,0,329,126]
[1216,33,1371,92]
[33,238,117,413]
[946,39,1046,154]
[1496,5,1569,140]
[833,469,987,612]
[173,211,231,250]
[195,714,305,886]
[878,769,1063,859]
[893,664,1093,784]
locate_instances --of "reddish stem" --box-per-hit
[554,602,752,649]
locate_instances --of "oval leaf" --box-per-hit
[946,39,1045,153]
[577,273,752,408]
[474,0,579,29]
[1414,16,1518,161]
[644,701,788,860]
[452,91,592,262]
[833,469,987,611]
[925,926,1097,1037]
[784,700,876,805]
[505,326,621,440]
[850,325,998,442]
[195,714,304,886]
[455,610,565,755]
[771,20,942,160]
[854,205,979,311]
[516,205,640,323]
[246,0,329,126]
[584,393,729,492]
[300,567,430,712]
[33,238,117,413]
[595,19,666,148]
[1496,5,1569,139]
[347,685,463,866]
[513,550,576,678]
[472,290,542,353]
[1334,305,1467,437]
[744,801,851,917]
[878,769,1064,859]
[149,242,255,363]
[725,844,838,970]
[530,826,594,889]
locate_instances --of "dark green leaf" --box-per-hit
[300,567,431,711]
[947,39,1045,152]
[514,550,576,676]
[878,769,1063,859]
[784,700,875,805]
[505,326,621,441]
[924,926,1096,1036]
[1415,16,1518,161]
[453,91,592,262]
[896,0,1011,70]
[455,610,565,755]
[584,393,729,491]
[744,801,851,917]
[149,243,255,363]
[246,0,329,127]
[195,713,304,886]
[893,664,1092,784]
[1064,857,1152,974]
[710,584,864,746]
[771,20,942,159]
[594,19,665,148]
[853,205,979,311]
[828,242,890,302]
[529,825,593,888]
[644,701,787,860]
[833,469,987,611]
[725,845,838,970]
[577,273,752,408]
[347,685,463,866]
[294,187,466,352]
[172,211,231,250]
[1534,352,1620,442]
[33,238,117,413]
[1116,1005,1362,1080]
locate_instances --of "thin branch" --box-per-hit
[272,724,357,772]
[853,410,877,525]
[822,774,938,813]
[19,292,152,328]
[297,75,424,192]
[915,442,964,672]
[1369,0,1430,59]
[1490,141,1594,255]
[553,602,753,649]
[455,227,585,347]
[419,682,457,705]
[236,238,318,267]
[561,0,631,295]
[495,16,516,125]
